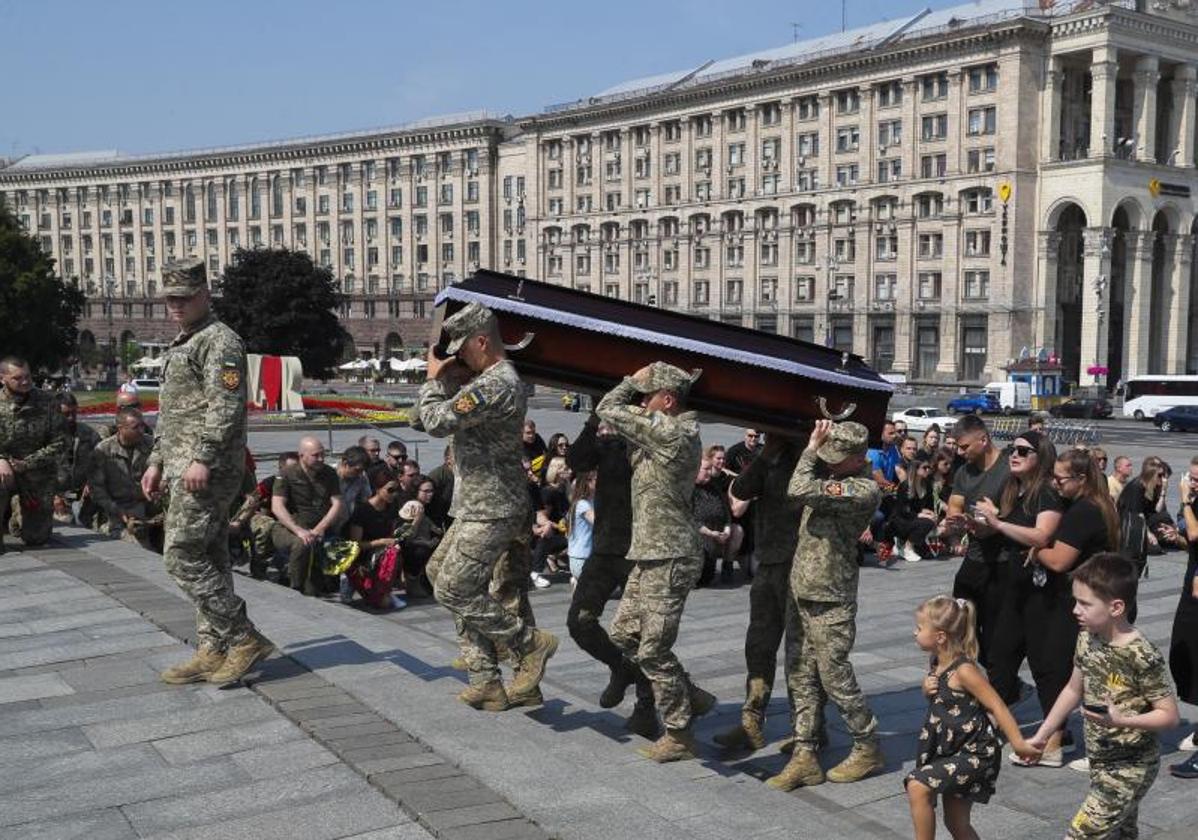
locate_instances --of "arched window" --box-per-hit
[572,224,590,245]
[722,210,743,232]
[227,181,240,221]
[250,177,261,219]
[271,174,284,217]
[184,185,196,223]
[791,203,817,229]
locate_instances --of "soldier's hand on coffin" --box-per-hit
[630,364,655,390]
[805,419,832,453]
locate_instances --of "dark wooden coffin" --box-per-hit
[432,270,893,438]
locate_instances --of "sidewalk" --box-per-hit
[4,530,1195,839]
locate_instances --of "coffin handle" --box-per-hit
[816,396,857,421]
[504,332,535,353]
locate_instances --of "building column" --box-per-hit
[1133,55,1160,164]
[1165,233,1194,372]
[1079,227,1113,387]
[1036,231,1060,353]
[1123,230,1156,377]
[1042,58,1063,162]
[1171,64,1197,167]
[1090,47,1119,158]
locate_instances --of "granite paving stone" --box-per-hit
[0,671,76,703]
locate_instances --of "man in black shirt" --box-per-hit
[565,413,658,738]
[724,428,762,475]
[940,414,1010,667]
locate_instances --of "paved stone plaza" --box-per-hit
[0,526,1194,839]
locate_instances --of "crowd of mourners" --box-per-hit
[7,355,1198,839]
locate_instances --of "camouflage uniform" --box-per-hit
[729,440,804,725]
[57,420,102,498]
[0,386,70,546]
[150,260,257,651]
[784,425,881,752]
[89,432,158,546]
[1067,631,1173,840]
[598,365,703,731]
[418,319,534,688]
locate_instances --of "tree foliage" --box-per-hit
[214,248,351,379]
[0,203,85,371]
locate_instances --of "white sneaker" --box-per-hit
[1068,756,1089,772]
[390,594,408,610]
[1180,731,1197,751]
[902,544,922,563]
[338,574,354,604]
[530,572,551,589]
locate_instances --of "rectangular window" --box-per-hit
[921,72,949,101]
[874,273,896,301]
[965,230,992,257]
[728,142,745,166]
[921,114,948,141]
[727,178,745,199]
[794,276,814,302]
[872,323,895,373]
[664,120,682,141]
[961,316,988,380]
[836,126,860,152]
[726,108,746,131]
[876,159,901,182]
[760,102,781,126]
[415,187,427,207]
[964,269,990,298]
[918,233,943,258]
[725,279,743,304]
[964,189,994,214]
[342,193,354,213]
[796,132,819,158]
[835,89,860,115]
[366,190,378,210]
[920,154,947,178]
[967,106,997,136]
[877,120,902,149]
[875,234,898,260]
[877,80,903,107]
[966,147,997,173]
[968,64,999,93]
[917,271,942,299]
[439,184,453,205]
[916,323,940,378]
[796,95,819,120]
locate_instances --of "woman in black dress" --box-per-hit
[884,452,939,563]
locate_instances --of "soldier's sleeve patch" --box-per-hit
[824,481,852,497]
[220,364,241,391]
[453,388,485,415]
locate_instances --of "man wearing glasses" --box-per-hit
[938,413,1009,668]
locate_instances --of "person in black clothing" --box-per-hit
[940,414,1011,668]
[531,456,571,580]
[883,451,938,563]
[522,419,548,477]
[399,477,443,597]
[1118,456,1178,564]
[973,432,1063,711]
[693,456,732,587]
[564,413,658,738]
[1168,457,1198,778]
[425,445,454,530]
[724,428,761,474]
[1010,448,1118,767]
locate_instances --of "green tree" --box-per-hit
[213,248,351,379]
[120,339,142,372]
[0,203,85,371]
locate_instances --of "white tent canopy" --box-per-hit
[338,359,370,371]
[131,356,163,370]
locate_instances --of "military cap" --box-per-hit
[631,361,702,396]
[161,257,208,296]
[442,302,497,355]
[815,421,869,464]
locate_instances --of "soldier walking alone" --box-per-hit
[141,258,274,687]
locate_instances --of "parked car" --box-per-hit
[1152,405,1198,432]
[1048,397,1113,419]
[947,392,1000,414]
[129,378,161,392]
[891,407,956,434]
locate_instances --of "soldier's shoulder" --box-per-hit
[95,434,120,454]
[27,388,56,410]
[199,319,246,355]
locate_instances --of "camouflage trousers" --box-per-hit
[742,561,796,719]
[785,598,877,749]
[0,470,55,546]
[430,517,535,686]
[162,476,256,650]
[609,556,702,730]
[1067,758,1158,840]
[248,512,276,559]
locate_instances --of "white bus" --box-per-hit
[1121,375,1198,419]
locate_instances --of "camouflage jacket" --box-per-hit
[417,359,528,521]
[787,450,879,602]
[1076,630,1173,764]
[597,377,702,562]
[89,434,154,519]
[730,441,802,566]
[57,421,103,494]
[150,313,248,483]
[0,387,70,479]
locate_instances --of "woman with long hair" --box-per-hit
[1011,449,1119,768]
[566,471,597,586]
[884,453,939,563]
[973,431,1062,712]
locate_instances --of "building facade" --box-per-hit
[4,1,1198,386]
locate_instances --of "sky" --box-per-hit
[2,0,1002,158]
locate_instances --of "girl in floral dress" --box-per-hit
[906,595,1040,839]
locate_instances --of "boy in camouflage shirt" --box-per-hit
[1030,552,1179,840]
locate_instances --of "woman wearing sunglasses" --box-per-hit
[973,432,1063,719]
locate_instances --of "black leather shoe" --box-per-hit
[1169,751,1198,779]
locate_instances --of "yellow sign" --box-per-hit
[998,182,1012,203]
[1149,178,1161,198]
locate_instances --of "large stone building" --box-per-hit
[4,0,1198,386]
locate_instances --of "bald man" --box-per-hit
[270,436,343,594]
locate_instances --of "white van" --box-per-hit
[983,381,1031,414]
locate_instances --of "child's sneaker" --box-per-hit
[390,594,408,610]
[1180,731,1197,751]
[530,572,551,589]
[902,543,922,563]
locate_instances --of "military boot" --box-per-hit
[458,680,511,712]
[765,749,825,791]
[207,632,275,688]
[779,723,830,754]
[826,740,885,783]
[506,682,545,708]
[637,728,697,763]
[160,645,225,685]
[599,659,638,709]
[508,628,559,698]
[626,700,662,740]
[688,681,717,718]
